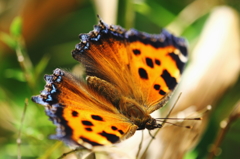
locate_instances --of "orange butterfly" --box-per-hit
[32,19,188,148]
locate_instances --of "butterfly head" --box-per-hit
[135,116,162,130]
[145,118,162,130]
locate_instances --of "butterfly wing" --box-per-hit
[72,20,188,114]
[32,68,138,147]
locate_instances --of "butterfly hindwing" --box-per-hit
[32,68,138,147]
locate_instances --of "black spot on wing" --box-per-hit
[133,49,141,55]
[80,136,102,146]
[161,70,177,90]
[91,115,103,121]
[138,68,148,79]
[72,111,78,117]
[146,58,154,68]
[99,131,120,143]
[82,120,94,126]
[111,126,117,130]
[111,126,124,135]
[168,52,185,74]
[159,90,166,95]
[118,130,124,135]
[85,127,92,131]
[155,59,161,65]
[154,84,160,90]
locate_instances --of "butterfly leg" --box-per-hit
[148,130,155,139]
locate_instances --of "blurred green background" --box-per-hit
[0,0,239,159]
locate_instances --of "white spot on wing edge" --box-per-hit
[175,49,188,63]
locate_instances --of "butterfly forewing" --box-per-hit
[73,26,136,99]
[126,29,188,113]
[72,22,188,113]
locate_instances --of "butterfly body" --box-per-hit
[87,76,160,130]
[32,19,188,147]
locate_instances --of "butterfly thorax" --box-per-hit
[87,76,161,130]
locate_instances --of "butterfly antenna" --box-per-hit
[156,117,202,120]
[156,120,194,129]
[97,15,105,25]
[96,14,101,20]
[155,117,202,129]
[164,92,183,120]
[155,91,202,128]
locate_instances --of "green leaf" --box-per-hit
[10,16,22,37]
[184,150,198,159]
[34,54,50,80]
[4,69,25,82]
[0,32,17,49]
[134,1,175,27]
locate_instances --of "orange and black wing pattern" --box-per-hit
[32,68,138,148]
[32,19,188,148]
[72,20,188,113]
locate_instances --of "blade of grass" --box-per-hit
[17,98,28,159]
